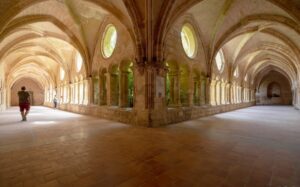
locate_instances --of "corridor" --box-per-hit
[0,106,300,187]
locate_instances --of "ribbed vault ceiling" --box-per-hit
[0,0,299,91]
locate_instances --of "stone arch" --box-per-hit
[165,60,180,106]
[9,76,45,107]
[267,82,281,98]
[163,14,208,76]
[119,60,135,107]
[192,68,201,105]
[0,15,90,76]
[108,64,119,106]
[214,14,300,57]
[99,68,108,106]
[179,63,191,106]
[256,70,292,105]
[91,16,136,76]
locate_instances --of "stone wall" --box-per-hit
[11,78,44,106]
[45,101,254,127]
[153,102,255,126]
[256,71,292,105]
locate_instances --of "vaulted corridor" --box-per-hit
[1,106,300,186]
[1,0,300,186]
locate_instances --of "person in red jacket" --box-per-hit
[18,86,30,121]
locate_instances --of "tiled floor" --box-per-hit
[1,106,300,187]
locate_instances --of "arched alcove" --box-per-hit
[10,78,44,106]
[256,71,292,105]
[267,82,281,98]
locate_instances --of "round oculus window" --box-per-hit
[76,52,83,72]
[60,67,65,80]
[102,24,117,58]
[181,24,197,58]
[215,51,225,72]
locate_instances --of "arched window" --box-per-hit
[233,66,239,77]
[244,74,248,81]
[102,24,117,58]
[60,67,65,80]
[215,50,225,72]
[181,23,197,58]
[76,52,83,72]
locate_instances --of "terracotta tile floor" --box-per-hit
[1,106,300,187]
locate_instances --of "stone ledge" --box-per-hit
[45,102,255,127]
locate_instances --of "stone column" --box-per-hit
[188,73,194,107]
[150,64,168,127]
[232,85,235,104]
[69,83,73,104]
[67,82,71,104]
[210,80,216,106]
[215,81,220,105]
[87,77,93,105]
[205,77,211,105]
[241,87,244,103]
[99,74,106,105]
[106,73,112,106]
[200,78,206,105]
[175,71,181,106]
[193,79,200,106]
[226,83,230,104]
[221,82,226,105]
[169,73,175,105]
[168,71,180,107]
[132,64,149,126]
[119,71,129,107]
[83,79,89,105]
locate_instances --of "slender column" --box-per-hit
[210,80,216,106]
[175,71,181,106]
[187,73,193,107]
[87,77,93,105]
[100,74,107,105]
[83,79,89,105]
[119,71,129,107]
[200,78,206,105]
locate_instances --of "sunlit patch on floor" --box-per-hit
[32,121,56,125]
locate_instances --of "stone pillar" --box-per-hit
[175,71,181,106]
[168,73,175,105]
[168,71,180,107]
[99,74,107,105]
[215,81,220,105]
[69,83,74,104]
[232,85,235,104]
[83,78,89,105]
[226,83,230,104]
[210,80,216,106]
[200,78,206,105]
[87,77,93,105]
[106,73,112,106]
[241,87,244,103]
[221,82,226,105]
[188,73,194,107]
[205,78,211,105]
[133,64,149,126]
[67,83,71,104]
[193,79,200,106]
[150,65,168,127]
[119,71,129,107]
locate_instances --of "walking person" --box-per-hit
[53,95,58,109]
[18,86,30,121]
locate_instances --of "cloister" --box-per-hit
[0,0,300,186]
[0,0,299,126]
